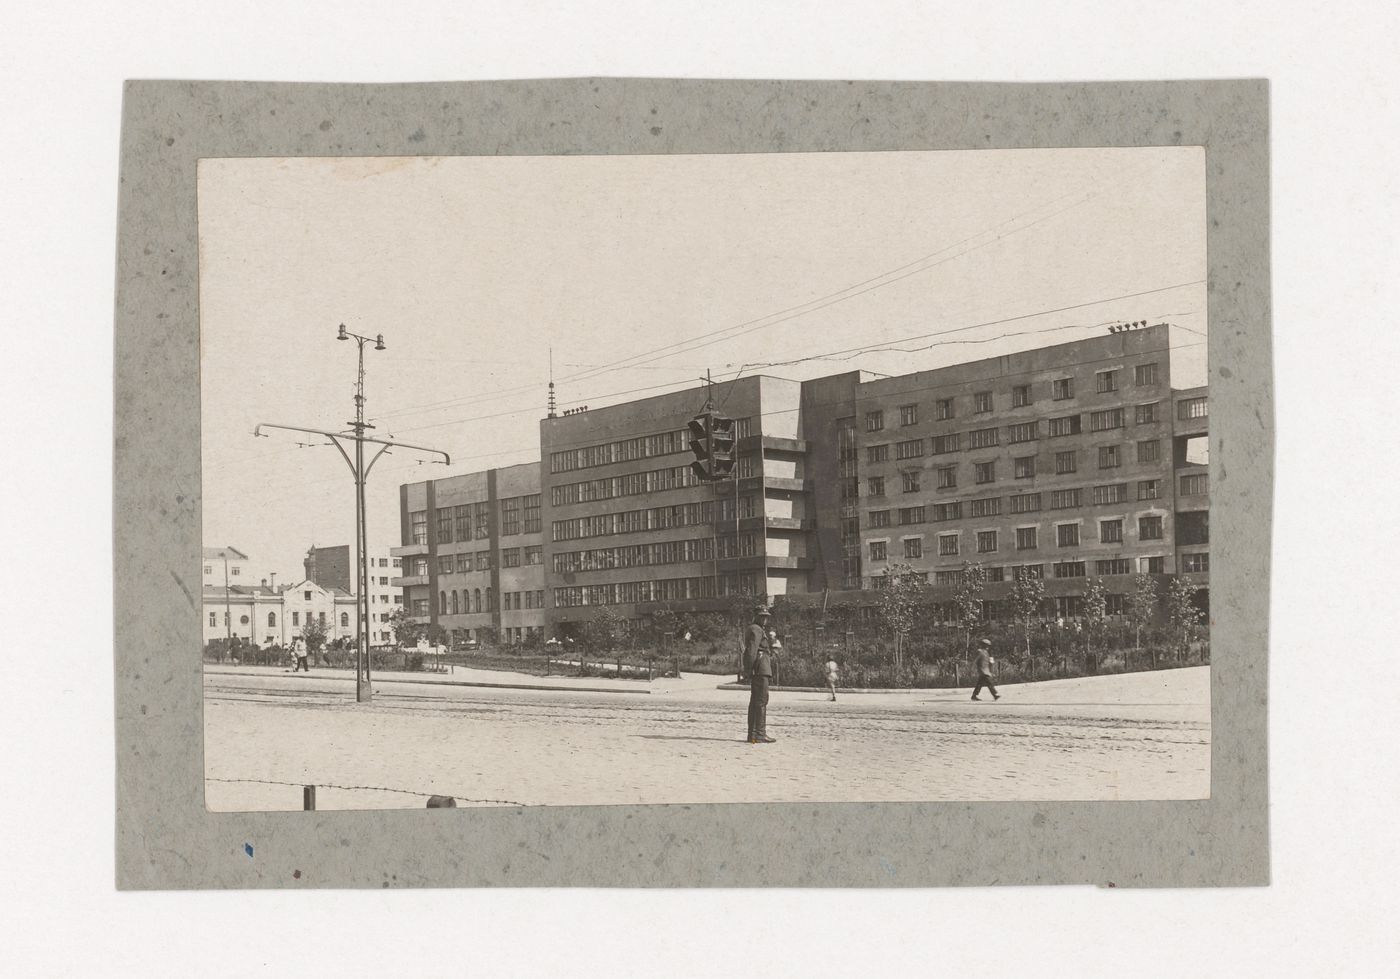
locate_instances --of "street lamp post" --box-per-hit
[254,325,450,704]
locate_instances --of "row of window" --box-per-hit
[553,573,761,608]
[867,515,1167,562]
[437,588,546,615]
[867,481,1165,528]
[870,553,1187,587]
[552,496,757,542]
[866,441,1165,497]
[435,546,544,575]
[866,405,1169,464]
[863,365,1163,434]
[210,609,354,629]
[548,419,754,474]
[552,533,760,574]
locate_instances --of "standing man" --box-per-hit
[971,637,999,701]
[747,609,776,743]
[741,607,771,682]
[294,635,310,673]
[825,657,839,702]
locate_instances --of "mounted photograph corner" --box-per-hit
[198,146,1211,811]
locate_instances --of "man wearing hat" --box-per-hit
[972,637,1000,701]
[744,607,777,742]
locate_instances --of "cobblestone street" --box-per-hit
[204,666,1210,810]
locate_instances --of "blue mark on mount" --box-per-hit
[244,843,254,858]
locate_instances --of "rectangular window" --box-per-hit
[968,427,998,449]
[977,530,998,553]
[868,510,892,529]
[933,502,962,522]
[1138,479,1161,501]
[901,471,921,493]
[869,541,887,562]
[1055,450,1077,475]
[934,570,960,586]
[974,391,993,413]
[968,497,1000,518]
[1181,552,1210,573]
[867,476,886,497]
[866,410,885,432]
[1053,561,1086,578]
[903,538,923,559]
[974,461,996,484]
[209,612,216,627]
[1014,456,1036,479]
[502,547,521,568]
[436,508,454,544]
[1096,558,1132,576]
[1180,474,1209,496]
[1016,527,1038,550]
[1057,523,1080,547]
[1007,421,1039,443]
[1092,483,1128,505]
[1019,564,1045,579]
[438,555,453,574]
[1178,397,1209,420]
[1090,408,1126,432]
[1048,415,1081,437]
[936,398,955,420]
[938,534,959,556]
[1051,488,1082,509]
[1135,363,1159,386]
[932,434,959,455]
[1098,445,1121,469]
[899,404,918,426]
[292,611,300,626]
[1009,493,1042,514]
[454,504,472,542]
[1012,384,1032,407]
[896,439,925,460]
[525,545,543,566]
[1053,378,1074,400]
[1096,370,1118,393]
[1141,556,1166,574]
[867,444,889,464]
[474,502,490,539]
[1139,515,1164,540]
[500,497,521,536]
[1137,439,1160,463]
[410,510,427,545]
[986,567,1005,583]
[1100,519,1124,543]
[1135,402,1159,425]
[898,506,926,525]
[523,494,542,534]
[476,549,492,570]
[936,466,957,490]
[455,553,470,574]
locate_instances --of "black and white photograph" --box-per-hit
[199,146,1211,810]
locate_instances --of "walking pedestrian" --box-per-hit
[295,636,310,673]
[971,637,1000,701]
[747,613,776,743]
[825,657,839,701]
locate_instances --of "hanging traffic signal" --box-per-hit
[709,415,736,478]
[687,410,737,482]
[688,413,712,480]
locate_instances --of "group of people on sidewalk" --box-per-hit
[739,607,1002,743]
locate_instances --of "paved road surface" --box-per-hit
[203,666,1209,810]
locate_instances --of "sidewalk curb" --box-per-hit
[204,668,652,696]
[715,683,927,694]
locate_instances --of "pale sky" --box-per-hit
[199,147,1206,583]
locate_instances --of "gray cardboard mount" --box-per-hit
[114,78,1270,889]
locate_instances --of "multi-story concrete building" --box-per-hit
[303,544,404,645]
[391,462,547,645]
[853,323,1207,616]
[394,323,1208,637]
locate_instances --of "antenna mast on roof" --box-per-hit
[547,346,557,418]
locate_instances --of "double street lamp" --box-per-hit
[256,325,450,703]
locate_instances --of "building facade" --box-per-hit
[303,544,404,645]
[851,323,1207,616]
[202,546,250,588]
[391,462,548,645]
[394,324,1208,637]
[201,577,357,647]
